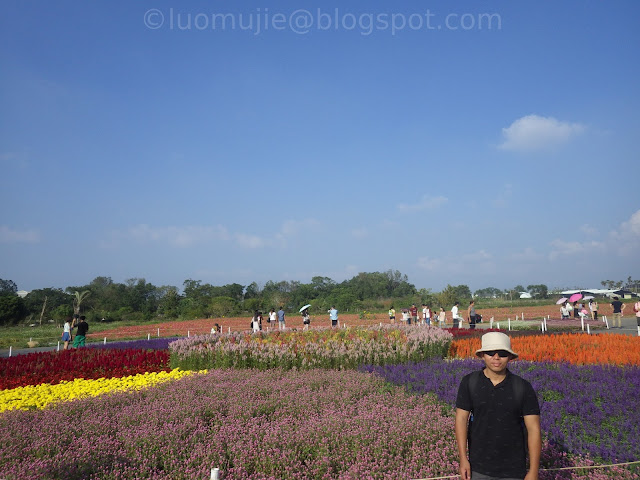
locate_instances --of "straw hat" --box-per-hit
[475,332,518,358]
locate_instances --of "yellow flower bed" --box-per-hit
[0,368,207,413]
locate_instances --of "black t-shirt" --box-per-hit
[76,321,89,336]
[456,368,540,478]
[611,300,623,313]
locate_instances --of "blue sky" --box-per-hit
[1,0,639,294]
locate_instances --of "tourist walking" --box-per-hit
[451,302,461,328]
[328,306,339,328]
[301,307,311,331]
[72,316,89,348]
[467,300,478,330]
[62,317,72,350]
[455,332,541,480]
[277,306,286,330]
[589,299,598,320]
[611,296,625,328]
[438,307,446,327]
[388,305,396,324]
[409,304,418,325]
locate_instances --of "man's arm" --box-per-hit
[523,414,541,480]
[454,408,472,480]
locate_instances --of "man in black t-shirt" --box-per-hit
[73,316,89,348]
[610,296,625,328]
[455,332,541,480]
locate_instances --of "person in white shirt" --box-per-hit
[451,302,461,328]
[423,304,432,326]
[268,308,277,330]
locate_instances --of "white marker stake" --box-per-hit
[605,318,609,329]
[188,330,190,338]
[148,333,151,340]
[8,346,11,357]
[587,324,590,334]
[544,318,548,331]
[104,337,107,344]
[581,317,584,331]
[522,313,525,322]
[157,328,160,337]
[211,327,215,334]
[497,322,500,330]
[211,467,220,480]
[515,315,518,322]
[490,319,493,329]
[57,341,60,351]
[228,327,231,334]
[541,321,544,332]
[637,326,640,337]
[508,318,511,331]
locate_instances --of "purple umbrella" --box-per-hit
[556,297,568,305]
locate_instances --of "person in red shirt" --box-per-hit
[409,304,418,325]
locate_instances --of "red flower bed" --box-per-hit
[0,349,170,390]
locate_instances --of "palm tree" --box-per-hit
[73,290,91,315]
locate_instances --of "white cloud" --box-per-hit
[0,226,40,244]
[234,233,265,249]
[106,224,230,248]
[102,218,323,250]
[397,195,448,213]
[608,209,640,256]
[580,224,598,236]
[280,218,321,237]
[548,239,605,260]
[548,209,640,259]
[498,114,585,152]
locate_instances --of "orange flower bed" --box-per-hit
[449,333,640,365]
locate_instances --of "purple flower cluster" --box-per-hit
[362,359,640,464]
[87,337,180,351]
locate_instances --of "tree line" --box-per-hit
[0,272,459,326]
[1,274,635,326]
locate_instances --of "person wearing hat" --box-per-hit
[454,332,541,480]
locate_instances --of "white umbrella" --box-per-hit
[583,295,595,300]
[299,304,311,313]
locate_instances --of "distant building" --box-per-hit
[519,292,532,299]
[17,290,29,298]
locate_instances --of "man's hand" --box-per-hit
[458,458,471,480]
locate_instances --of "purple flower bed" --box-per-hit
[87,337,180,350]
[362,359,640,464]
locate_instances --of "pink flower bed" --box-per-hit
[0,368,459,479]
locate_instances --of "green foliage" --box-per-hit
[527,284,549,299]
[0,295,26,325]
[0,279,18,296]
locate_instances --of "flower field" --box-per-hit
[169,325,452,371]
[0,325,639,479]
[0,348,170,390]
[449,333,640,365]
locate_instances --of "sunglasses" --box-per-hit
[483,350,511,358]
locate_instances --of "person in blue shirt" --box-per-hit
[277,306,286,331]
[328,306,339,328]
